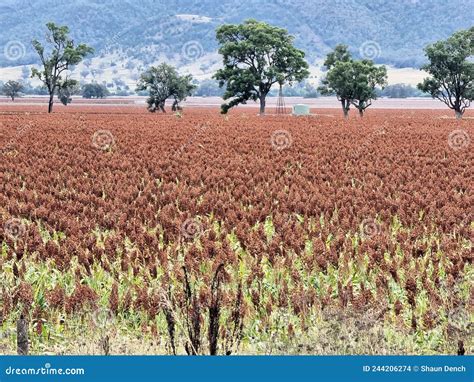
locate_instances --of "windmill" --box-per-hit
[275,82,286,115]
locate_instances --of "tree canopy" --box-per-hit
[2,80,24,101]
[214,19,309,115]
[417,27,474,119]
[319,45,387,118]
[82,83,110,99]
[31,22,93,112]
[57,78,80,106]
[136,63,196,113]
[324,44,352,69]
[378,83,423,98]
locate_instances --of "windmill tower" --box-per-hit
[275,82,286,115]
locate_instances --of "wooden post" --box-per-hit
[457,340,465,355]
[17,315,28,355]
[100,334,110,355]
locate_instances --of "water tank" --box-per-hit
[292,104,310,115]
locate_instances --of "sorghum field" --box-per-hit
[0,107,472,355]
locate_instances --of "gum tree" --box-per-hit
[348,60,387,117]
[418,27,474,119]
[319,45,352,118]
[214,19,309,115]
[82,83,109,99]
[319,45,387,118]
[136,63,195,113]
[2,80,24,101]
[31,22,93,113]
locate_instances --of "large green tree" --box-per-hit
[319,45,387,118]
[136,63,195,113]
[82,83,109,99]
[348,60,387,117]
[2,80,24,101]
[171,74,197,111]
[214,19,309,115]
[31,22,93,113]
[418,27,474,119]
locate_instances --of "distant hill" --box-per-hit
[0,0,471,70]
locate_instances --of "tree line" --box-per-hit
[2,20,473,118]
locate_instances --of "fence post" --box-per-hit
[100,334,110,355]
[457,340,465,355]
[17,315,28,355]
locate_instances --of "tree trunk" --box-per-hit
[159,101,166,113]
[259,95,266,115]
[48,93,54,113]
[341,100,349,119]
[455,109,463,119]
[457,340,465,356]
[11,95,15,102]
[359,109,364,117]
